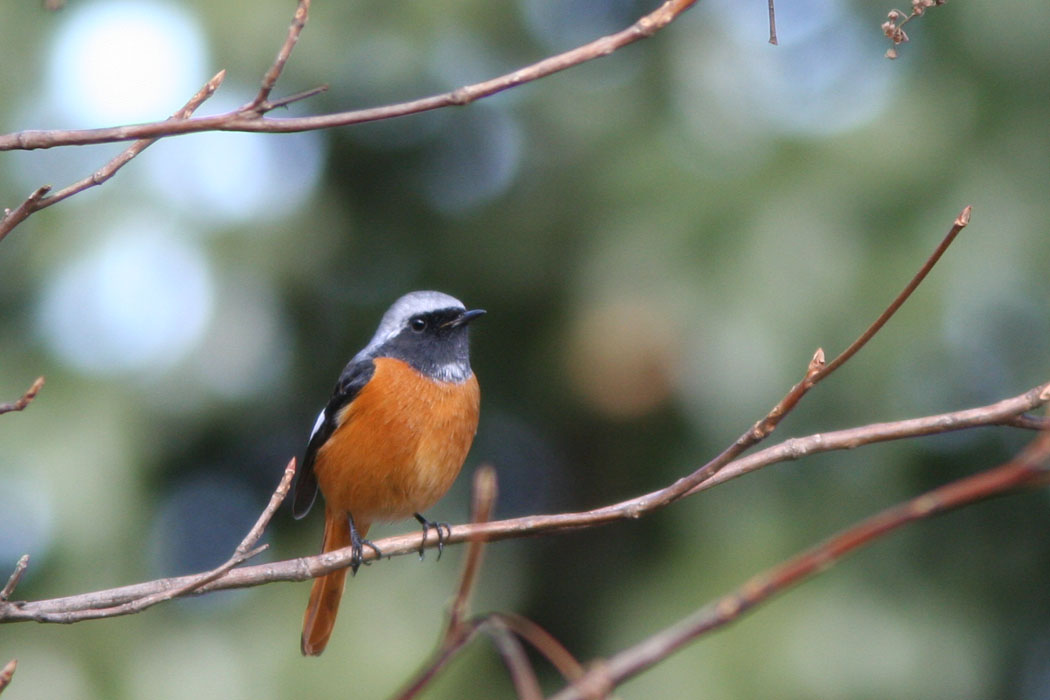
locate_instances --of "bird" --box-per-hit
[292,290,484,656]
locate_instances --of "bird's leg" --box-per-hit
[413,512,452,561]
[348,512,381,575]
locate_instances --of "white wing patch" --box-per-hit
[309,409,326,440]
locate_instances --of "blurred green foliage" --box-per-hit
[1,0,1049,698]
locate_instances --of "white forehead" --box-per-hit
[365,290,465,349]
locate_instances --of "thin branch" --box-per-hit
[245,0,311,112]
[1006,414,1050,431]
[394,619,486,700]
[4,382,1045,625]
[0,188,50,241]
[621,206,972,508]
[0,556,29,602]
[484,618,544,700]
[266,84,329,111]
[444,465,499,642]
[0,377,44,416]
[0,0,699,152]
[686,380,1050,497]
[0,70,226,242]
[550,429,1050,700]
[488,612,587,685]
[395,467,500,700]
[822,206,970,378]
[768,0,778,45]
[882,0,947,59]
[4,458,295,623]
[0,659,15,696]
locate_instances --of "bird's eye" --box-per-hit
[410,317,427,332]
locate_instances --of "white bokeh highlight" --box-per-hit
[142,102,326,225]
[46,1,208,126]
[38,219,214,375]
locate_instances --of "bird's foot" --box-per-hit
[414,513,451,561]
[348,516,382,575]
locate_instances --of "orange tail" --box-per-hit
[301,508,369,656]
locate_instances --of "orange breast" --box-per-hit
[313,357,480,523]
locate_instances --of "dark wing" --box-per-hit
[291,359,377,519]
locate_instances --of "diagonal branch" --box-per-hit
[3,458,295,623]
[0,0,699,152]
[444,466,499,642]
[0,70,226,243]
[550,428,1050,700]
[613,206,972,513]
[3,381,1045,625]
[245,0,311,112]
[0,377,45,416]
[0,659,15,697]
[395,467,500,700]
[0,556,29,602]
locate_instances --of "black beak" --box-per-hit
[444,308,486,328]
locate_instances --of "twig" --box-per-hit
[489,612,587,685]
[266,84,329,111]
[444,466,498,642]
[0,659,15,696]
[395,467,500,700]
[823,206,970,378]
[685,380,1050,497]
[0,0,699,152]
[0,556,29,602]
[394,619,486,700]
[484,618,544,700]
[0,377,45,416]
[882,0,947,59]
[4,381,1045,624]
[2,458,295,622]
[550,429,1050,700]
[0,70,226,243]
[768,0,778,44]
[1006,414,1050,431]
[603,206,973,515]
[245,0,311,112]
[4,382,1046,622]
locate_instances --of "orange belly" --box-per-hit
[313,357,480,523]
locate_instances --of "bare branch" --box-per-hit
[0,377,45,416]
[821,205,970,378]
[484,618,544,700]
[686,380,1050,497]
[1006,414,1050,431]
[882,0,948,59]
[0,556,29,602]
[0,70,226,242]
[246,0,311,112]
[488,612,587,685]
[633,207,972,506]
[2,458,295,623]
[444,465,498,642]
[0,0,699,152]
[4,382,1045,625]
[394,467,500,700]
[551,429,1050,700]
[0,659,15,696]
[768,0,778,45]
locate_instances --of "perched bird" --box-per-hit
[292,291,484,656]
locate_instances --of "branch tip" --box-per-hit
[808,348,826,373]
[955,205,972,227]
[0,377,45,416]
[1,555,30,601]
[0,659,15,695]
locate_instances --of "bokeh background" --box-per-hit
[1,0,1049,698]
